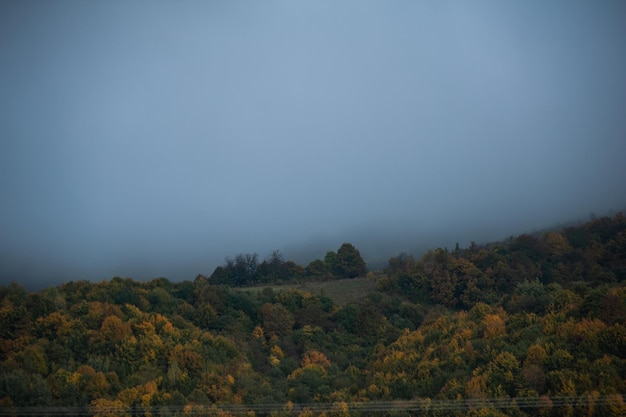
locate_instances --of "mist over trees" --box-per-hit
[0,213,625,416]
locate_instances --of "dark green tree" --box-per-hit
[210,253,259,286]
[324,251,337,276]
[0,370,51,406]
[305,259,329,279]
[334,243,367,278]
[257,250,285,283]
[260,303,295,337]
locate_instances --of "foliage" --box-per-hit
[208,244,367,288]
[0,214,624,416]
[333,243,367,278]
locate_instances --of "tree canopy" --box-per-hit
[333,243,367,278]
[0,214,625,416]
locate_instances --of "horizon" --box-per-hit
[5,209,622,291]
[2,1,626,289]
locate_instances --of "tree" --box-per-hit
[485,352,520,397]
[17,345,48,376]
[261,303,295,337]
[90,398,126,417]
[258,250,285,283]
[94,315,132,350]
[385,253,416,276]
[541,232,571,260]
[210,253,259,286]
[333,243,366,278]
[280,261,304,281]
[430,267,457,307]
[324,251,337,275]
[305,259,329,279]
[354,301,386,338]
[0,369,51,406]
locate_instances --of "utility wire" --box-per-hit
[0,395,623,416]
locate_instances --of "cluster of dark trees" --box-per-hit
[207,243,367,286]
[0,213,625,416]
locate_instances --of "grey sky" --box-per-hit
[1,1,625,287]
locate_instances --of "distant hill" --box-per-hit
[0,212,624,416]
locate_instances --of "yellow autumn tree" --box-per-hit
[301,350,331,368]
[91,398,128,417]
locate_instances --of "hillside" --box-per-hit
[239,276,379,306]
[0,213,625,416]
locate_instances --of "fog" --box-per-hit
[1,1,625,288]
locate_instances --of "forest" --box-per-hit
[0,213,625,416]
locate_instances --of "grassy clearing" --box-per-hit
[237,276,380,306]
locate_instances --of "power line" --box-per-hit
[0,395,624,416]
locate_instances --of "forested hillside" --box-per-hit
[1,214,625,416]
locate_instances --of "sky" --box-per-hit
[1,1,625,288]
